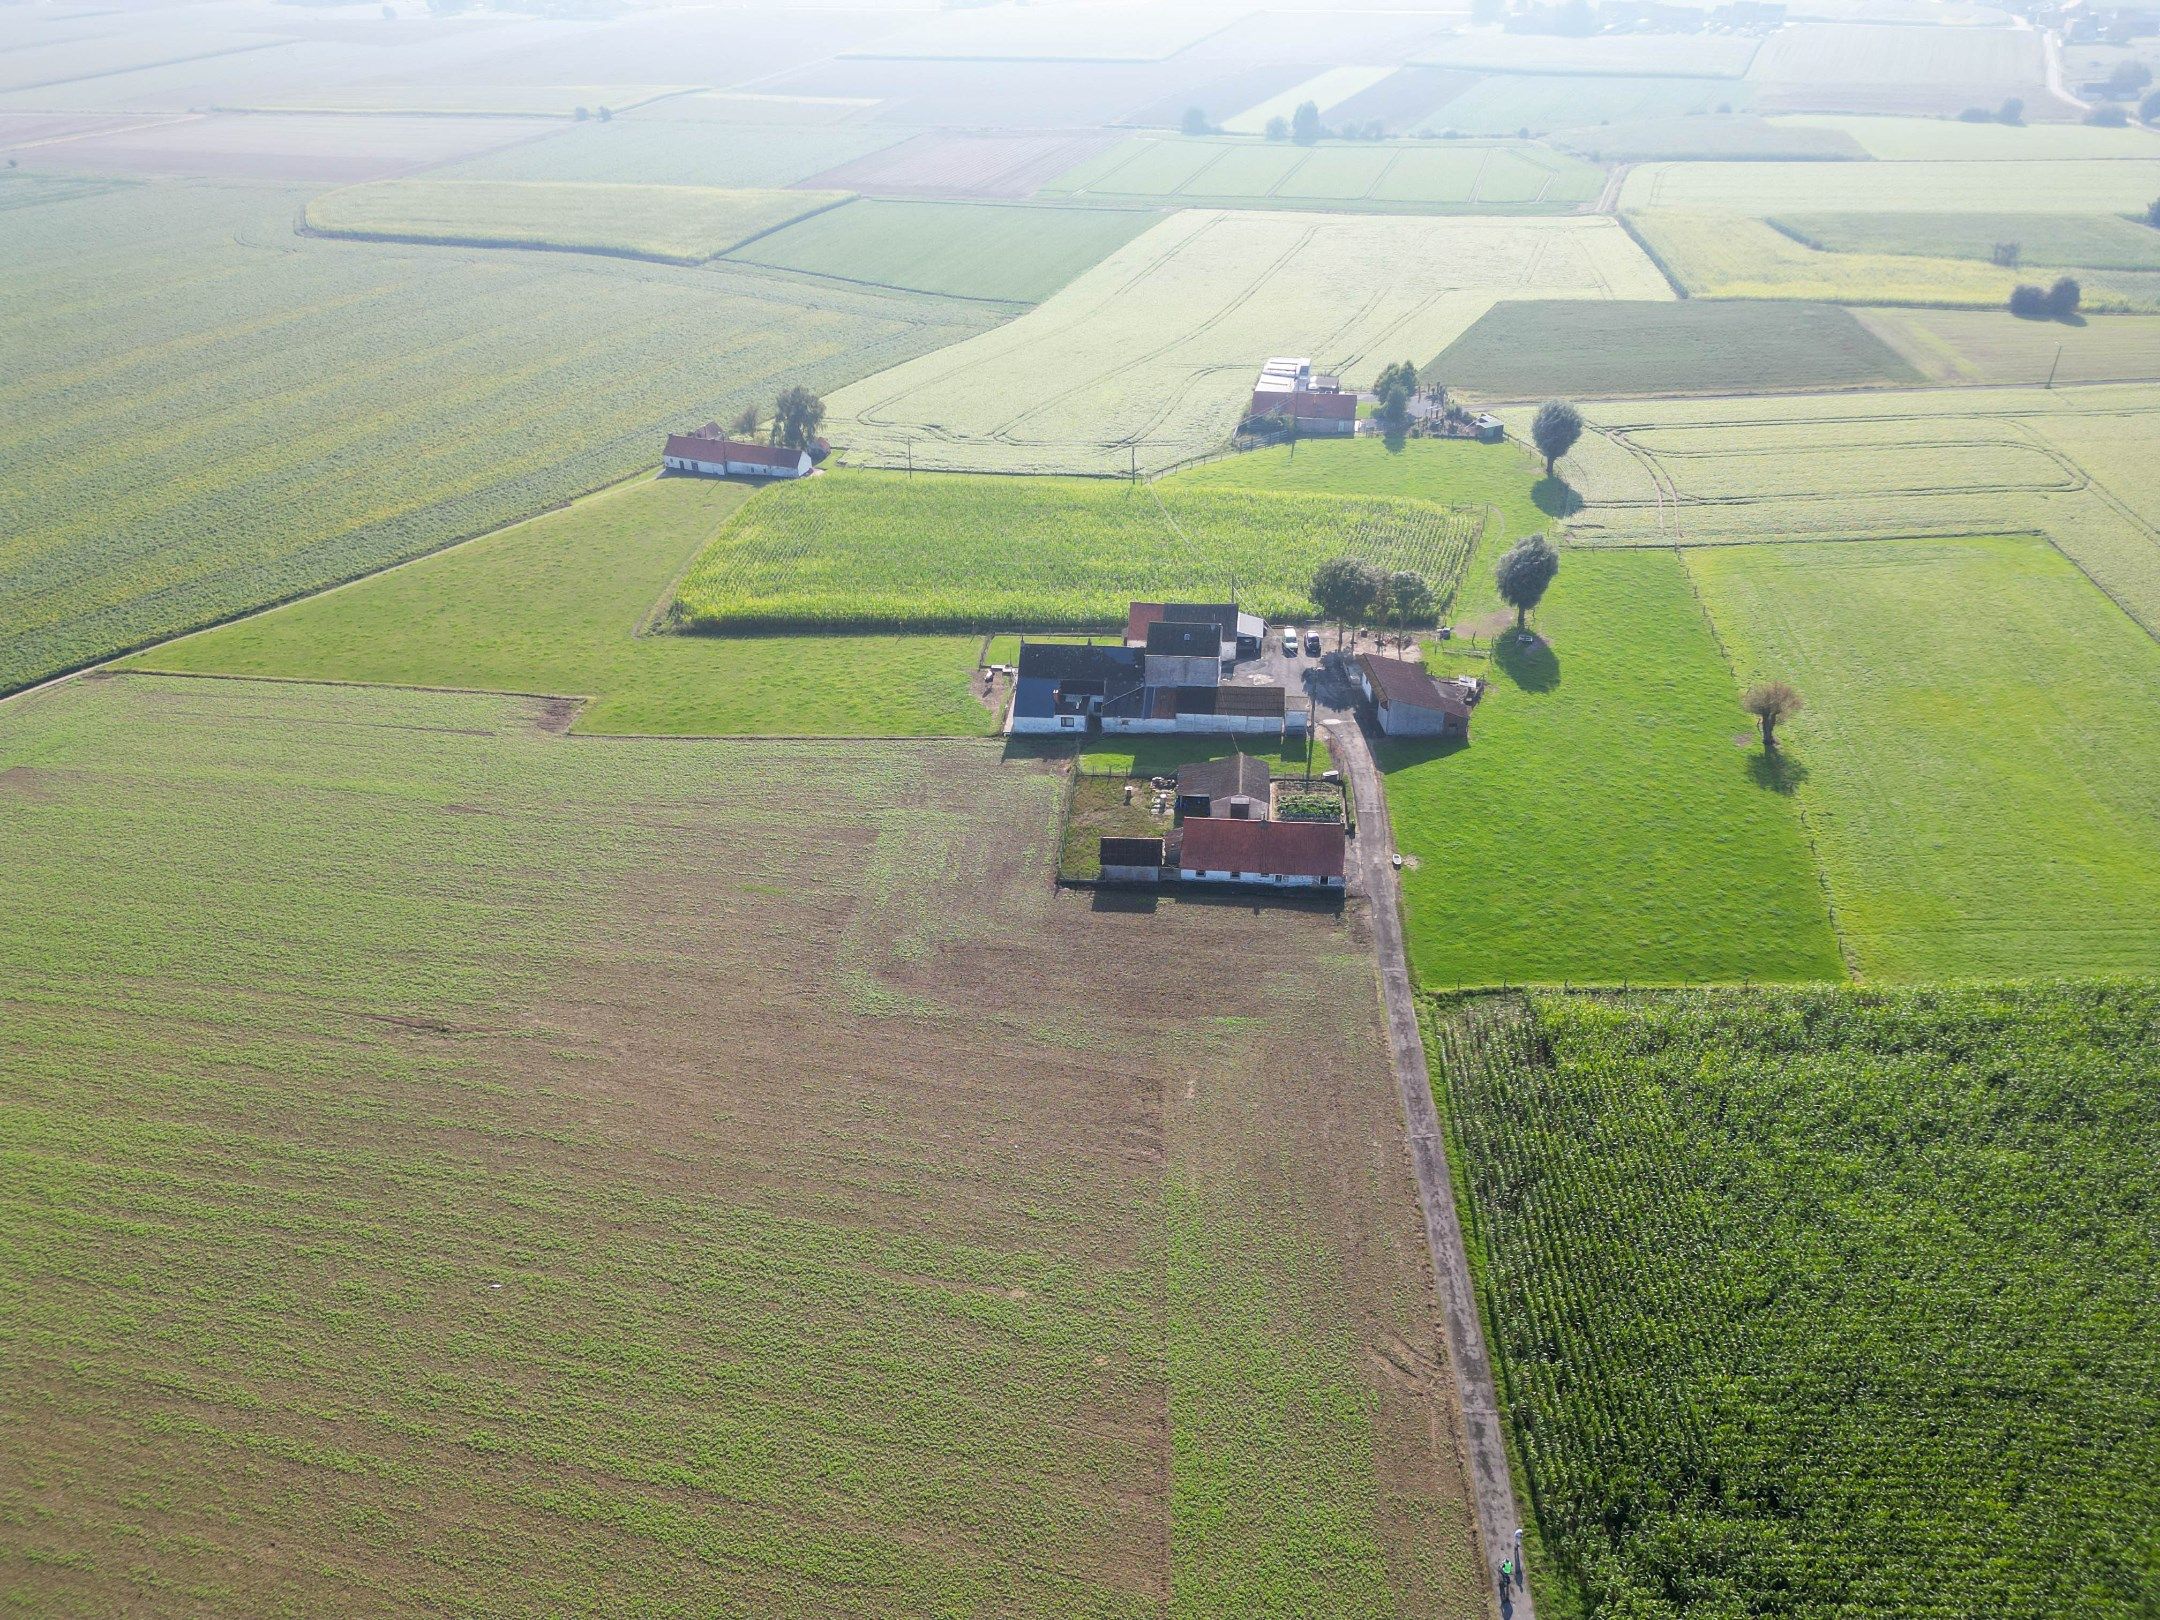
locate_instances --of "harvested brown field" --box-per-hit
[797,128,1123,198]
[19,111,563,182]
[0,673,1487,1618]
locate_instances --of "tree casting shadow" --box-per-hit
[1493,632,1560,694]
[1747,748,1810,795]
[1532,476,1582,518]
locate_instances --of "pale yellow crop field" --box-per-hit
[1627,212,2160,311]
[827,209,1672,475]
[1507,383,2160,637]
[1621,158,2160,213]
[1772,113,2160,162]
[1858,309,2160,386]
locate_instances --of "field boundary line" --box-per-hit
[85,670,1009,744]
[1670,546,1860,981]
[1613,210,1687,298]
[1,465,666,711]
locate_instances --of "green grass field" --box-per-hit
[1626,210,2160,310]
[1382,547,1843,988]
[1038,136,1604,213]
[1773,210,2160,271]
[306,180,849,265]
[727,198,1162,303]
[825,210,1670,475]
[672,468,1484,632]
[1431,299,1922,399]
[0,179,992,697]
[1430,982,2159,1620]
[131,476,993,737]
[0,673,1488,1617]
[1688,535,2160,980]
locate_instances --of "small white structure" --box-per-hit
[663,433,811,479]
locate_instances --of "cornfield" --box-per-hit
[1430,983,2160,1620]
[671,468,1484,632]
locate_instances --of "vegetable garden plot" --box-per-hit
[1431,983,2160,1620]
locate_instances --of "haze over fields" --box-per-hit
[3,1,2156,1617]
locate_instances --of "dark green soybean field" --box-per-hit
[1429,983,2159,1620]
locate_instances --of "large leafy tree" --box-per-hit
[769,386,826,452]
[1531,400,1583,476]
[1494,533,1560,630]
[1291,99,1323,145]
[1311,556,1382,646]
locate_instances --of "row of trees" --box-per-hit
[728,386,827,451]
[2008,277,2080,321]
[1310,558,1437,644]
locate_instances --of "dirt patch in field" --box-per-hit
[0,765,52,799]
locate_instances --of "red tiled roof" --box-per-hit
[1179,817,1345,881]
[1359,653,1469,717]
[1292,389,1356,421]
[664,434,804,470]
[1125,601,1166,643]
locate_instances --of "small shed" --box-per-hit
[1098,836,1165,884]
[1176,753,1273,820]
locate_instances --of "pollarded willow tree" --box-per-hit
[1742,680,1804,753]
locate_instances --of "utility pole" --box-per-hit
[1129,444,1137,482]
[906,440,913,475]
[2046,342,2062,390]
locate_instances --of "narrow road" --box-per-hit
[1312,658,1531,1620]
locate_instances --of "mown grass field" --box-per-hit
[1554,113,1861,162]
[1859,308,2160,386]
[1038,136,1604,213]
[727,198,1161,303]
[1627,211,2160,310]
[1431,298,1921,399]
[1430,983,2159,1620]
[1774,110,2160,161]
[1773,210,2160,271]
[825,210,1670,475]
[672,468,1485,632]
[130,476,994,737]
[1517,382,2160,638]
[0,673,1487,1618]
[1381,547,1843,989]
[1623,156,2160,214]
[306,179,849,264]
[1688,535,2160,980]
[0,179,994,696]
